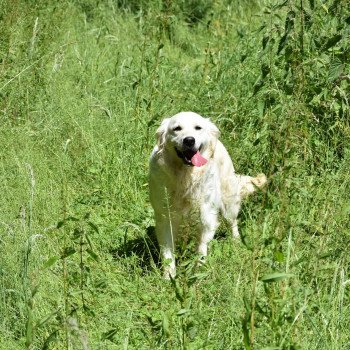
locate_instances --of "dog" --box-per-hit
[149,112,266,278]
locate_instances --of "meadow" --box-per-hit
[0,0,349,349]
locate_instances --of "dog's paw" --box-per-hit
[198,255,206,266]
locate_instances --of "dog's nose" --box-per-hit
[183,137,195,148]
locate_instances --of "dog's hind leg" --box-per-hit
[197,204,219,257]
[224,207,241,238]
[223,173,267,237]
[221,192,241,238]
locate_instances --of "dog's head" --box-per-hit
[156,112,220,167]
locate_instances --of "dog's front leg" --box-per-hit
[197,204,219,258]
[155,214,178,279]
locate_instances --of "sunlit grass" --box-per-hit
[0,0,349,349]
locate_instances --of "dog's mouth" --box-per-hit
[175,146,208,167]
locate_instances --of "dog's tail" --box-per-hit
[239,173,267,198]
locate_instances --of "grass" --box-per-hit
[0,0,349,349]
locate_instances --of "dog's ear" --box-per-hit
[156,118,170,149]
[206,119,220,138]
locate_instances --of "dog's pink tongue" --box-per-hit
[191,151,208,167]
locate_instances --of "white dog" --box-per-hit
[149,112,266,278]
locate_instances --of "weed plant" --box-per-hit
[0,0,349,349]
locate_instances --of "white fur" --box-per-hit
[149,112,266,278]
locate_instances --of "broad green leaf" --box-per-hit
[260,272,294,283]
[61,247,76,259]
[88,221,99,234]
[162,312,171,337]
[188,272,209,282]
[36,308,61,329]
[42,330,58,350]
[101,328,118,341]
[43,256,60,269]
[25,307,33,348]
[86,248,99,262]
[177,308,190,316]
[329,58,344,81]
[322,34,342,51]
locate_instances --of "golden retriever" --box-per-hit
[149,112,266,278]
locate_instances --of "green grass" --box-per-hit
[0,0,349,349]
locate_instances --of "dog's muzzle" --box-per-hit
[175,137,202,166]
[176,148,198,166]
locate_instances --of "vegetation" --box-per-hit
[0,0,349,348]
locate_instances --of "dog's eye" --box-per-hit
[195,126,202,130]
[173,126,182,131]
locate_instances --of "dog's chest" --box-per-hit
[168,167,218,210]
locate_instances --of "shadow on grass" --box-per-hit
[112,223,237,275]
[112,226,161,272]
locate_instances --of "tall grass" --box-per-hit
[0,0,349,349]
